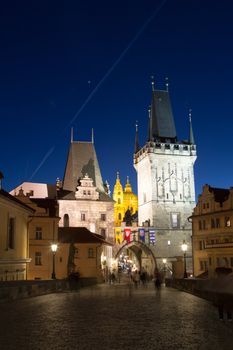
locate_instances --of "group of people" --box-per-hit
[131,270,150,287]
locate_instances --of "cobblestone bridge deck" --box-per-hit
[0,282,233,350]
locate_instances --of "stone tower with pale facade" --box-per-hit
[134,84,197,268]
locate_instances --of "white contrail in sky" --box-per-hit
[28,146,55,181]
[29,0,168,180]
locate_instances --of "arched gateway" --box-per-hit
[114,241,157,277]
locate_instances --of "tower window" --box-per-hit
[118,198,121,204]
[118,213,122,220]
[81,213,86,221]
[100,213,106,221]
[143,193,146,203]
[171,213,179,228]
[166,193,169,199]
[100,228,106,238]
[64,214,69,227]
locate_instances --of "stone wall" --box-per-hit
[165,278,233,304]
[0,278,97,301]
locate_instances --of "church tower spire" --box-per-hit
[189,109,195,144]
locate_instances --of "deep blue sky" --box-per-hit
[1,0,233,198]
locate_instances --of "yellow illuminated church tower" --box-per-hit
[113,173,138,226]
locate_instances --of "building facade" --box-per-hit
[13,188,60,280]
[57,135,115,274]
[192,184,233,277]
[0,188,34,281]
[133,86,197,272]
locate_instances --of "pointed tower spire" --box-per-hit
[189,109,195,144]
[165,77,169,91]
[117,171,120,179]
[71,127,74,143]
[134,121,140,153]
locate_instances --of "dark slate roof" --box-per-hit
[209,186,230,203]
[151,90,177,141]
[63,141,105,193]
[58,227,113,245]
[0,189,35,212]
[30,198,58,217]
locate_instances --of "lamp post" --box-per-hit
[181,241,188,278]
[51,243,58,279]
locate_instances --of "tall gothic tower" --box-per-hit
[134,84,197,262]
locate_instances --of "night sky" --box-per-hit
[1,0,233,199]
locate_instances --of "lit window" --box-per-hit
[88,248,94,258]
[225,217,231,227]
[35,227,42,240]
[35,252,42,265]
[8,217,15,249]
[167,240,171,245]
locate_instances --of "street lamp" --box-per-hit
[181,241,188,278]
[51,243,58,279]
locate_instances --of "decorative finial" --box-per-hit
[126,176,129,184]
[189,108,195,145]
[117,171,119,179]
[91,128,94,143]
[165,77,169,91]
[151,75,155,91]
[71,127,74,143]
[189,108,192,122]
[148,105,153,142]
[134,120,140,153]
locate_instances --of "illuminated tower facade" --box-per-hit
[113,173,138,226]
[134,83,197,261]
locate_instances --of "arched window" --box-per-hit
[118,213,122,220]
[118,198,121,204]
[64,214,69,227]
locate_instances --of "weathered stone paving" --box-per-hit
[0,282,233,350]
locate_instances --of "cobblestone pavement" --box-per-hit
[0,282,233,350]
